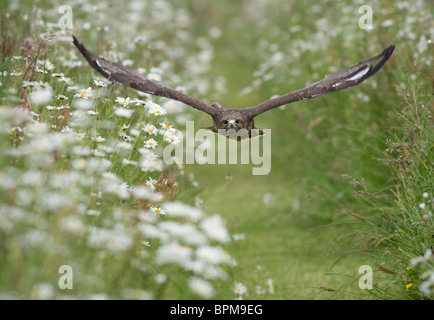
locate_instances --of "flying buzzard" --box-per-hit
[73,36,394,138]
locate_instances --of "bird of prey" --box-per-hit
[73,36,394,138]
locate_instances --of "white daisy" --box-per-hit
[234,282,247,296]
[164,131,181,146]
[144,152,159,161]
[59,76,71,83]
[8,127,22,135]
[35,66,48,74]
[115,97,131,106]
[56,94,68,100]
[77,87,93,99]
[147,102,166,116]
[145,178,156,191]
[75,87,93,99]
[167,134,180,146]
[147,73,161,82]
[143,124,158,135]
[10,71,23,76]
[133,98,147,106]
[93,79,109,87]
[160,122,173,131]
[144,138,158,149]
[150,206,166,216]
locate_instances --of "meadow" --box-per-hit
[0,0,432,300]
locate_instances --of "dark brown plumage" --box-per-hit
[73,36,394,138]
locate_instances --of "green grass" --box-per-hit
[191,165,382,299]
[0,0,432,300]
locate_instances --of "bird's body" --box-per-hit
[73,36,394,139]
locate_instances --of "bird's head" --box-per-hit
[212,109,253,132]
[222,118,242,130]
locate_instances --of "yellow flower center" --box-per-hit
[155,110,160,114]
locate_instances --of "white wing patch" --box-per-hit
[346,67,369,81]
[95,59,111,75]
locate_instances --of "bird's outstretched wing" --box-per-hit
[72,36,218,117]
[246,45,395,117]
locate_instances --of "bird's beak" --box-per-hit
[228,119,235,128]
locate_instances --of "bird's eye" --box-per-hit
[223,120,228,125]
[235,119,240,124]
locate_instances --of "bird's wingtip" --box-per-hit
[385,44,395,56]
[72,36,82,51]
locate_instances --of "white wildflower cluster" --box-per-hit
[239,0,433,101]
[0,0,233,298]
[137,202,235,297]
[28,83,54,106]
[420,270,434,297]
[233,277,274,300]
[234,282,247,299]
[0,92,232,298]
[419,192,433,220]
[408,192,433,298]
[409,248,434,297]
